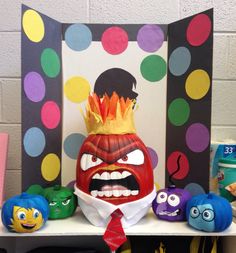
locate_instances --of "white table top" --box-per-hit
[1,208,236,237]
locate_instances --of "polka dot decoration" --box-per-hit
[185,69,210,100]
[21,6,213,193]
[147,147,158,169]
[22,6,62,189]
[22,9,45,42]
[41,153,60,181]
[184,183,205,196]
[24,71,45,102]
[23,127,46,157]
[140,55,167,82]
[137,24,164,52]
[65,24,92,51]
[186,123,210,153]
[63,133,86,160]
[187,14,212,46]
[41,101,61,129]
[168,98,190,126]
[64,76,91,103]
[166,9,213,191]
[101,26,128,55]
[167,151,189,180]
[41,48,61,78]
[169,47,191,76]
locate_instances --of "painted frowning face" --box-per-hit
[11,206,44,233]
[76,134,154,205]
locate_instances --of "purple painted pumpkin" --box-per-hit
[152,186,191,221]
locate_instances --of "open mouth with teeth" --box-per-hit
[89,170,139,198]
[21,223,36,230]
[159,209,181,217]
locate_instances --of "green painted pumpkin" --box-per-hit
[27,184,77,219]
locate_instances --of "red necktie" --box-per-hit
[103,208,127,251]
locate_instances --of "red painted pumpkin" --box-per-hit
[76,133,154,205]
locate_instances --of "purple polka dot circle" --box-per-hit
[147,147,158,169]
[24,71,45,102]
[137,24,164,52]
[186,123,210,153]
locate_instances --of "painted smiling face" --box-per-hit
[11,206,44,233]
[152,186,191,221]
[76,133,154,205]
[1,193,49,233]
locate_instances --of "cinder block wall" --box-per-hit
[0,0,235,199]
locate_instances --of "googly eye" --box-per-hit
[156,191,168,204]
[202,209,214,222]
[33,209,40,218]
[167,194,180,207]
[117,149,144,165]
[190,207,200,218]
[17,211,26,220]
[80,154,103,171]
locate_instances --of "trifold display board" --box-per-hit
[21,4,213,194]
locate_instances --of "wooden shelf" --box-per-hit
[1,208,236,237]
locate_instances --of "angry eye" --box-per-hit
[62,198,71,206]
[167,194,180,207]
[33,209,40,218]
[156,191,168,204]
[117,149,144,165]
[17,211,26,220]
[80,154,103,171]
[49,201,57,206]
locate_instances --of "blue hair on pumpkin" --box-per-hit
[186,193,232,232]
[1,192,49,229]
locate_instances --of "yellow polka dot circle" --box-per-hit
[185,69,210,100]
[41,153,60,181]
[64,76,91,103]
[22,9,45,42]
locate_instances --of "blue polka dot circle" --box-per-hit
[23,127,46,157]
[64,133,86,159]
[184,183,205,196]
[169,47,191,76]
[65,24,92,51]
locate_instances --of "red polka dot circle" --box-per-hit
[41,101,61,129]
[167,151,189,180]
[186,13,211,46]
[101,26,128,55]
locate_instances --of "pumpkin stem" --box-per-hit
[168,154,182,186]
[207,193,214,199]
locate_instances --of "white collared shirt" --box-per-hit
[74,185,156,228]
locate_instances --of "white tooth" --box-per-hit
[122,171,131,179]
[131,190,139,196]
[104,191,112,197]
[111,171,122,180]
[98,191,104,197]
[92,173,100,179]
[122,190,131,196]
[91,190,98,197]
[113,190,122,197]
[100,172,110,180]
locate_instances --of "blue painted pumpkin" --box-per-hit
[186,193,232,232]
[1,192,49,233]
